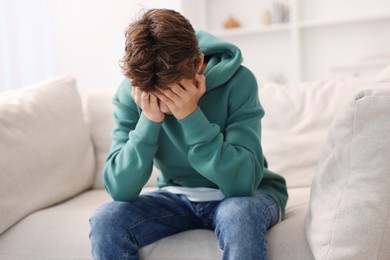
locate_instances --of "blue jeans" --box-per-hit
[89,189,280,260]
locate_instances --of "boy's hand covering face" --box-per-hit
[155,74,206,120]
[132,74,206,122]
[132,87,165,123]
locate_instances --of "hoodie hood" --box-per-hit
[196,31,243,91]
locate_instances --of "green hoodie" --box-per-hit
[103,31,288,217]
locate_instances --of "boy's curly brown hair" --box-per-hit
[120,9,201,92]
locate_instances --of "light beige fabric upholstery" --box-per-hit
[259,76,373,188]
[84,88,116,189]
[268,188,314,260]
[373,64,390,83]
[0,188,313,260]
[305,85,390,260]
[0,77,95,235]
[0,190,111,260]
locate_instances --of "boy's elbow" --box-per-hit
[106,187,140,202]
[104,181,140,202]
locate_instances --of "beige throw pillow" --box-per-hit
[0,77,95,235]
[305,85,390,259]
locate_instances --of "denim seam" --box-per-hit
[120,212,192,259]
[121,234,130,259]
[262,201,279,227]
[126,212,191,230]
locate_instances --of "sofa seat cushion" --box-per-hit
[0,190,112,260]
[267,187,314,260]
[0,187,312,260]
[0,76,95,235]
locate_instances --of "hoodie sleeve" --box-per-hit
[178,67,265,197]
[103,79,162,201]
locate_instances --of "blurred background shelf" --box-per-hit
[3,0,389,92]
[211,23,291,38]
[182,0,390,85]
[298,13,390,29]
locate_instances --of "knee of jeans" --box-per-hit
[215,196,278,227]
[89,201,126,236]
[215,198,253,225]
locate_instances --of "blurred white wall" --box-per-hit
[0,0,57,90]
[0,0,183,92]
[1,0,389,92]
[53,0,183,95]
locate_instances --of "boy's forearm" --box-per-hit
[103,114,162,201]
[179,107,264,197]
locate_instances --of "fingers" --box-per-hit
[131,86,165,122]
[132,87,154,108]
[161,88,179,101]
[149,92,159,107]
[178,78,197,93]
[156,75,206,103]
[155,88,175,106]
[178,75,206,94]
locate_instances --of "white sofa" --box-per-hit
[0,66,389,260]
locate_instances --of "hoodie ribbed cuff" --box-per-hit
[178,107,219,145]
[131,113,162,145]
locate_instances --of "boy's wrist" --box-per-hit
[143,111,164,123]
[178,107,218,145]
[174,105,198,120]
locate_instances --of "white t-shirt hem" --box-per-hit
[161,186,225,202]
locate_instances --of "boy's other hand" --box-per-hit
[155,74,206,120]
[132,87,165,123]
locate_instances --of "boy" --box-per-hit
[89,8,288,260]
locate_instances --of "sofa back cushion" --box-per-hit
[84,88,116,189]
[85,87,159,189]
[87,76,376,190]
[0,77,95,235]
[259,76,373,188]
[305,84,390,259]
